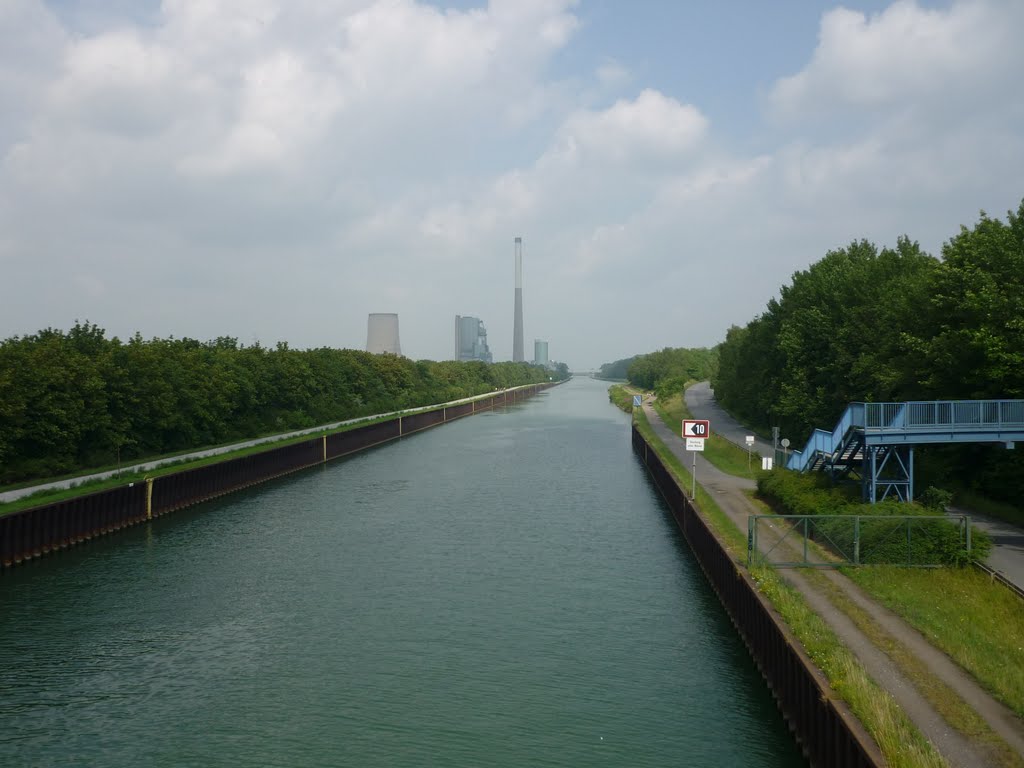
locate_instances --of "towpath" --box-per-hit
[642,395,1024,767]
[684,381,1024,592]
[0,388,527,505]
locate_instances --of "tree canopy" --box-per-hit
[0,325,565,484]
[712,200,1024,502]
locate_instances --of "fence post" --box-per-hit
[145,477,154,520]
[803,517,809,565]
[854,516,860,566]
[907,520,912,566]
[748,516,754,567]
[322,434,327,463]
[966,517,972,554]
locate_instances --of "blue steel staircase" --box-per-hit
[787,400,1024,502]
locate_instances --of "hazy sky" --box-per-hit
[2,0,1022,368]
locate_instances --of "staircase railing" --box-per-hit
[787,403,864,471]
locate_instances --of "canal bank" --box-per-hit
[0,376,806,767]
[635,393,1024,768]
[0,383,555,569]
[631,422,882,767]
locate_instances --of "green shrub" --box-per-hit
[757,470,989,565]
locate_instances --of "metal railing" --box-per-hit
[865,399,1024,430]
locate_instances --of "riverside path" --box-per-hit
[684,381,1024,592]
[643,391,1024,766]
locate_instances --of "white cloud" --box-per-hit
[0,0,1022,368]
[560,89,707,164]
[770,0,1024,121]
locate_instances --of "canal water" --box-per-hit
[0,377,805,767]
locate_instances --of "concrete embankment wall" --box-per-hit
[632,425,883,768]
[0,384,554,569]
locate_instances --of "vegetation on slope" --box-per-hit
[711,201,1024,509]
[0,324,565,485]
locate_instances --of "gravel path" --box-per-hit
[642,398,1024,767]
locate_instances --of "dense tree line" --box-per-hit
[627,347,718,395]
[0,324,565,484]
[597,356,636,380]
[598,347,717,397]
[713,201,1024,501]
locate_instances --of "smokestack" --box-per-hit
[366,313,401,355]
[513,237,524,362]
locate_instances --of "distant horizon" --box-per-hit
[2,1,1021,368]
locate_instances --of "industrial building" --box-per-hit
[454,316,493,363]
[534,340,549,367]
[366,313,401,355]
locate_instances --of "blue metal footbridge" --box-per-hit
[787,400,1024,502]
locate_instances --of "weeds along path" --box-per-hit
[641,400,1024,768]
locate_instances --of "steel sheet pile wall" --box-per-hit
[631,426,882,768]
[400,409,445,435]
[151,439,323,516]
[444,402,474,420]
[1,382,558,569]
[326,420,401,460]
[1,483,147,567]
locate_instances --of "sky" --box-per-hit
[1,0,1022,369]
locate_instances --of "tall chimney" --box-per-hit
[513,237,524,362]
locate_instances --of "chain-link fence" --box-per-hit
[747,514,972,568]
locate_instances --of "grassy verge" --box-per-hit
[607,384,636,413]
[0,412,401,517]
[806,568,1024,768]
[633,408,946,767]
[848,566,1024,719]
[653,392,759,479]
[634,408,746,553]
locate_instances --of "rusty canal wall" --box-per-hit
[631,424,884,768]
[1,384,555,570]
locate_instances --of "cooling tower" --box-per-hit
[512,237,524,362]
[366,313,402,355]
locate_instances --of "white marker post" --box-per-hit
[682,420,709,500]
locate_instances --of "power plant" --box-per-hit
[366,313,402,355]
[534,339,549,367]
[455,316,493,363]
[512,237,525,362]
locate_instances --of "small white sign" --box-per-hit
[686,437,705,452]
[761,457,773,470]
[745,435,755,445]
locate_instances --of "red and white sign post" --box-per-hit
[681,420,710,499]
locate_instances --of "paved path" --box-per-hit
[685,381,775,458]
[686,381,1024,592]
[642,399,1024,767]
[0,388,527,505]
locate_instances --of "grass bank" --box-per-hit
[0,411,401,517]
[848,566,1024,719]
[607,384,637,413]
[653,391,759,479]
[633,408,945,768]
